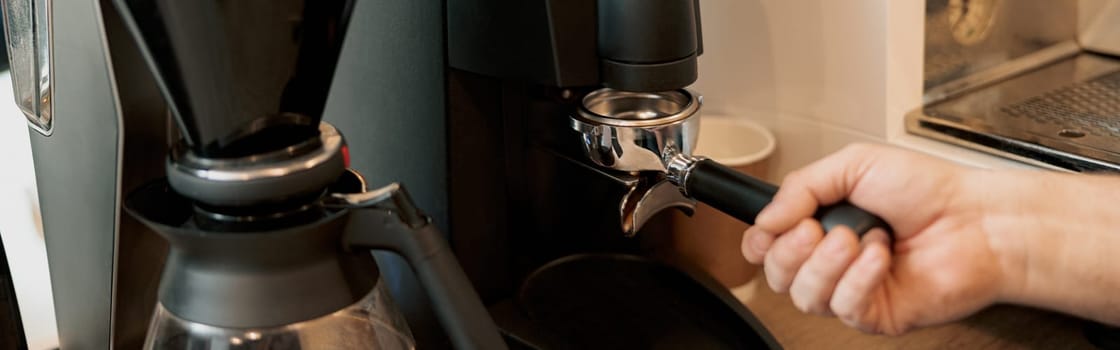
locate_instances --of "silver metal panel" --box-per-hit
[911,53,1120,172]
[911,0,1120,172]
[29,0,121,348]
[923,0,1077,91]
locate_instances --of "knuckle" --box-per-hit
[790,277,832,316]
[829,296,854,317]
[772,244,806,269]
[780,169,804,187]
[740,233,754,257]
[880,324,908,337]
[841,142,873,154]
[763,263,791,293]
[766,276,789,293]
[791,294,813,314]
[740,245,756,264]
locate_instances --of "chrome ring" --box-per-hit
[167,122,347,207]
[574,88,700,128]
[170,123,342,182]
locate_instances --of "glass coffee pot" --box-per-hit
[126,150,505,350]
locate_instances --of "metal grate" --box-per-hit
[1001,70,1120,137]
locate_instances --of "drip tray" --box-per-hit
[908,53,1120,172]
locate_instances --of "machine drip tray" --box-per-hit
[491,254,781,349]
[908,53,1120,172]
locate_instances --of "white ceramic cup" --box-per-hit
[668,116,776,288]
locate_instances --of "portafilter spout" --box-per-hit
[571,88,891,237]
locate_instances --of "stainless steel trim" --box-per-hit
[1,0,55,135]
[905,108,1084,172]
[94,0,123,345]
[922,0,1076,91]
[912,1,1120,172]
[910,53,1120,172]
[619,177,695,237]
[165,122,346,207]
[571,88,701,173]
[576,88,699,127]
[192,203,317,223]
[922,41,1080,105]
[664,153,701,193]
[170,122,342,183]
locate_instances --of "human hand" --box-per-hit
[741,143,1016,335]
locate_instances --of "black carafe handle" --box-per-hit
[337,185,508,350]
[684,158,890,237]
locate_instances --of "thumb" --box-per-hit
[754,143,878,235]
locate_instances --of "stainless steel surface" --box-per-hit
[910,53,1120,171]
[579,89,698,127]
[923,41,1079,105]
[571,88,701,173]
[2,0,53,135]
[664,153,700,195]
[28,0,122,348]
[619,177,694,237]
[910,0,1120,172]
[170,122,342,182]
[544,150,696,237]
[569,88,709,235]
[922,0,1076,91]
[166,122,345,206]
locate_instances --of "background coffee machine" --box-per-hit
[908,0,1120,172]
[8,0,782,348]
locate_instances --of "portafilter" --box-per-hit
[571,88,890,237]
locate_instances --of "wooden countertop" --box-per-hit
[730,274,1099,349]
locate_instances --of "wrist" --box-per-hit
[965,169,1033,304]
[971,169,1120,323]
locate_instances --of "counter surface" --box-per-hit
[732,274,1098,349]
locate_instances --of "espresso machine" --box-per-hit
[3,0,894,348]
[909,0,1120,172]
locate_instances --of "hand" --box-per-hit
[741,143,1015,335]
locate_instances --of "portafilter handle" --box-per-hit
[667,154,891,238]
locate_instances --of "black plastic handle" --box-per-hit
[684,159,890,236]
[348,217,508,350]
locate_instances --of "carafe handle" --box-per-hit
[328,183,508,350]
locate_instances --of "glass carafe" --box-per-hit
[144,280,415,350]
[125,172,504,350]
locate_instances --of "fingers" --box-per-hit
[831,228,892,330]
[763,218,825,293]
[755,144,875,234]
[741,226,774,264]
[788,225,862,316]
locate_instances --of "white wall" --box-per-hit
[693,0,1025,181]
[0,71,59,350]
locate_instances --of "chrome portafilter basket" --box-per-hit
[571,88,890,237]
[572,89,701,173]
